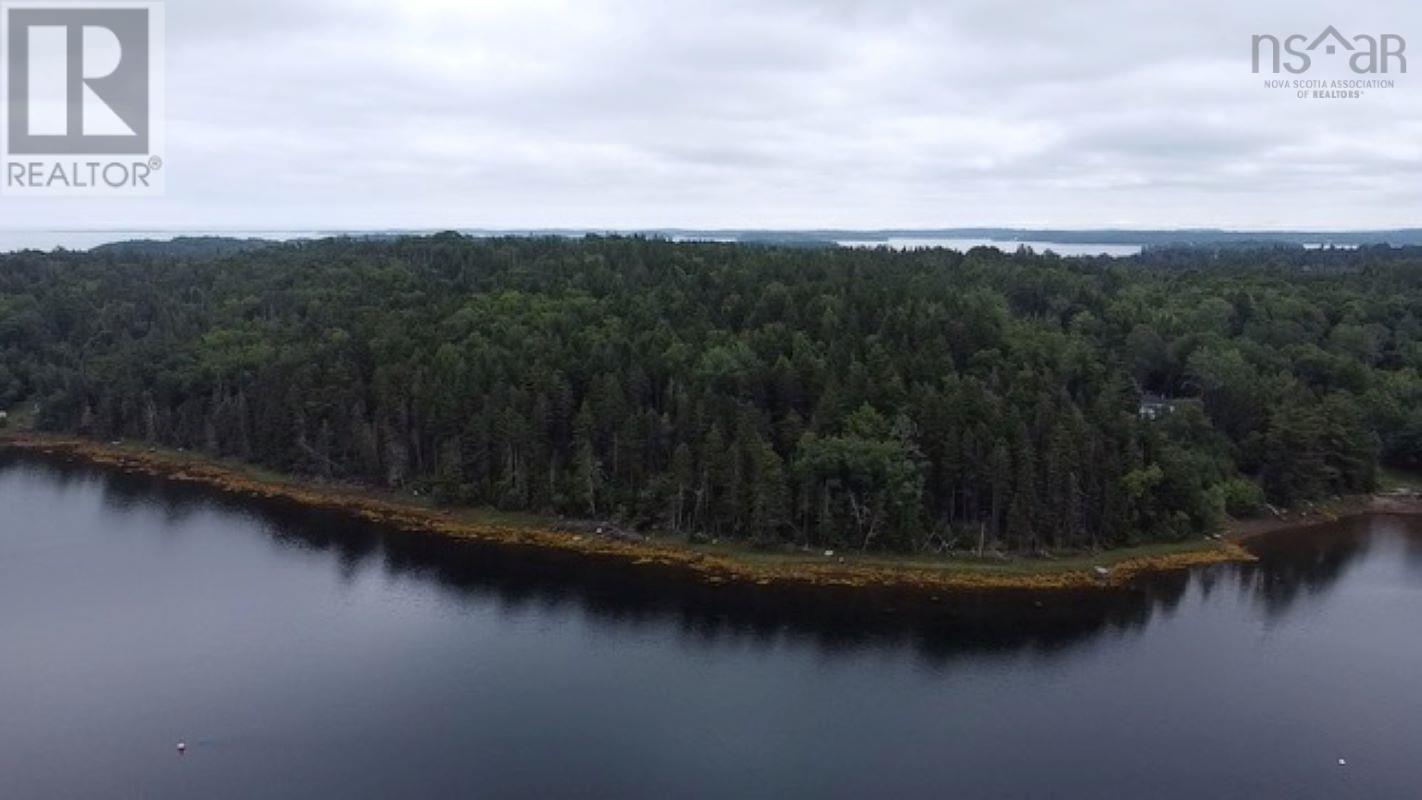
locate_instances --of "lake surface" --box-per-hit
[2,450,1420,798]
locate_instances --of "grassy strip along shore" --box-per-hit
[0,431,1257,592]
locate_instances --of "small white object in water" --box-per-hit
[1338,758,1347,766]
[176,742,187,754]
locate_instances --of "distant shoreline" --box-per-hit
[3,227,1420,255]
[0,430,1265,593]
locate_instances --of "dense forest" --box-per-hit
[2,235,1419,554]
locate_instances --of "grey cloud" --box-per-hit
[3,0,1421,230]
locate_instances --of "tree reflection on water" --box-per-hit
[9,449,1407,668]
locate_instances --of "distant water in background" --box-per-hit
[3,231,1361,258]
[838,237,1143,256]
[0,230,330,253]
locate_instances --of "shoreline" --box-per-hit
[0,430,1280,592]
[1227,493,1422,541]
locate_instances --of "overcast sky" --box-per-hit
[4,0,1422,231]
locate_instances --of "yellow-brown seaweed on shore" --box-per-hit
[1,432,1262,593]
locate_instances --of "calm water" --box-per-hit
[2,451,1420,798]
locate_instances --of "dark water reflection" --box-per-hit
[3,451,1421,798]
[39,453,1199,664]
